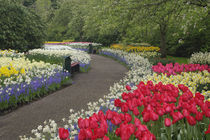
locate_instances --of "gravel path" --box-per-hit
[0,54,128,140]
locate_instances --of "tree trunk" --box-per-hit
[159,23,167,58]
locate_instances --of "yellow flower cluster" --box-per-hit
[45,41,62,44]
[0,57,48,79]
[144,70,210,101]
[0,64,25,77]
[110,44,160,52]
[45,40,74,44]
[0,49,16,56]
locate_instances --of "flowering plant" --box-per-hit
[0,49,24,57]
[0,56,70,111]
[28,47,91,72]
[62,82,210,140]
[110,44,160,52]
[152,62,209,76]
[189,52,210,65]
[20,48,209,140]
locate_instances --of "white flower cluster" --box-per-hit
[137,51,161,58]
[21,48,152,139]
[0,49,24,57]
[0,57,63,90]
[29,47,91,64]
[189,52,210,65]
[66,42,101,47]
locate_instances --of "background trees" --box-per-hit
[0,0,46,52]
[1,0,209,56]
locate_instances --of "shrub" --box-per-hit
[0,1,46,52]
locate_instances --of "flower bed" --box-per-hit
[28,46,91,72]
[110,44,160,52]
[189,52,210,65]
[145,72,210,101]
[0,56,70,111]
[44,42,102,52]
[152,62,209,76]
[0,49,24,57]
[20,48,209,140]
[68,82,209,140]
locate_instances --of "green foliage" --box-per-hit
[149,57,176,66]
[0,1,46,52]
[26,54,64,65]
[43,0,208,56]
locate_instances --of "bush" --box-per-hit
[0,1,46,52]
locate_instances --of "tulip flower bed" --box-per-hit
[20,48,210,140]
[68,82,210,140]
[28,47,91,72]
[152,62,210,76]
[0,56,70,112]
[145,71,210,101]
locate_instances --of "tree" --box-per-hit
[0,0,46,52]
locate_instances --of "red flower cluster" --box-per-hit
[59,81,210,140]
[152,63,209,76]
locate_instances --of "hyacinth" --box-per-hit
[152,62,209,76]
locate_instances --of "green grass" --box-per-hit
[166,55,188,64]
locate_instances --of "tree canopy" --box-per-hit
[1,0,209,56]
[0,0,46,52]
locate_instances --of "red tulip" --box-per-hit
[89,119,98,129]
[143,112,150,122]
[105,109,113,120]
[195,112,203,121]
[150,111,159,121]
[182,109,190,117]
[164,118,171,127]
[134,118,142,127]
[186,115,197,126]
[157,108,165,116]
[59,128,69,140]
[78,129,86,140]
[114,99,122,107]
[115,128,120,136]
[124,113,132,123]
[84,119,90,128]
[122,92,130,101]
[94,127,105,138]
[121,103,129,113]
[111,115,122,125]
[133,107,140,116]
[126,85,131,91]
[78,118,85,129]
[85,128,93,139]
[195,93,204,101]
[119,113,125,121]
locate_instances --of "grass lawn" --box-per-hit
[166,55,189,64]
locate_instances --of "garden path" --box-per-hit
[0,54,128,140]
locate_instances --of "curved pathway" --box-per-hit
[0,54,128,140]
